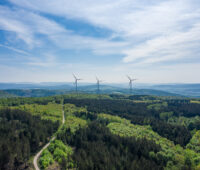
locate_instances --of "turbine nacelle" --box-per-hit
[73,74,82,81]
[96,76,103,94]
[96,76,103,83]
[127,75,138,94]
[72,74,82,92]
[127,75,137,82]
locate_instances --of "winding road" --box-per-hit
[33,104,65,170]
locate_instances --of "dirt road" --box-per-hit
[33,104,65,170]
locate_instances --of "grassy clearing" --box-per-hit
[11,102,63,122]
[63,116,87,133]
[98,113,130,124]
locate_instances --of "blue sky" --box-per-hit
[0,0,200,83]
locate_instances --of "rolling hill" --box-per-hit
[0,86,181,98]
[1,82,200,98]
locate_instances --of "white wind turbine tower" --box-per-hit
[96,76,103,94]
[127,75,137,94]
[73,74,82,93]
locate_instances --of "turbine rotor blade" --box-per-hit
[127,75,131,80]
[73,73,77,80]
[132,78,138,81]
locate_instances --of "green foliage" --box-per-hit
[107,121,172,146]
[40,140,74,169]
[187,130,200,153]
[98,113,130,124]
[168,116,200,129]
[63,93,111,100]
[1,94,200,170]
[53,148,67,163]
[0,95,62,106]
[65,98,193,146]
[160,112,174,120]
[49,140,73,156]
[11,102,63,122]
[147,102,168,111]
[64,103,88,118]
[0,108,59,169]
[39,149,54,169]
[62,116,87,134]
[60,122,163,170]
[104,113,200,170]
[56,103,88,134]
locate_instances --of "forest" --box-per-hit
[0,108,59,169]
[0,94,200,169]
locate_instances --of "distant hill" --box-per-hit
[149,84,200,97]
[0,86,181,98]
[0,83,73,90]
[2,82,200,97]
[77,85,181,96]
[2,89,68,97]
[0,90,17,98]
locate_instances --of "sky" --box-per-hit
[0,0,200,83]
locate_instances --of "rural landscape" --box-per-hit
[1,0,200,169]
[1,87,200,169]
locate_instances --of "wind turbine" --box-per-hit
[96,76,103,94]
[73,74,82,93]
[127,75,137,94]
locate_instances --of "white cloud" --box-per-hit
[123,23,200,63]
[0,44,29,55]
[0,5,69,47]
[7,0,199,36]
[26,54,58,67]
[0,0,200,83]
[6,0,200,64]
[0,6,34,45]
[0,4,127,55]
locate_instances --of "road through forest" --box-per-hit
[33,104,65,170]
